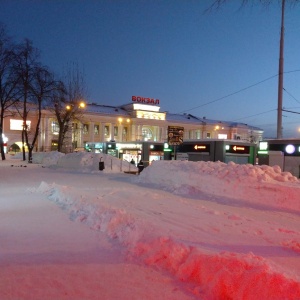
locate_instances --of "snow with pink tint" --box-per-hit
[1,151,300,299]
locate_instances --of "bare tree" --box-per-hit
[14,39,59,162]
[13,39,40,161]
[26,66,57,162]
[207,0,299,139]
[48,63,87,153]
[0,24,20,160]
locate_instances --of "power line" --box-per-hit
[283,87,300,104]
[178,74,278,114]
[178,69,300,115]
[233,109,277,121]
[282,108,300,115]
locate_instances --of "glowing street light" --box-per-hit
[66,101,86,110]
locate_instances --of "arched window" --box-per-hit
[142,127,153,141]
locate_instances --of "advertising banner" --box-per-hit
[168,126,184,146]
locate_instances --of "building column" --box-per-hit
[110,123,115,141]
[89,122,94,143]
[44,117,50,151]
[118,124,123,142]
[38,115,45,151]
[100,123,106,142]
[137,124,143,141]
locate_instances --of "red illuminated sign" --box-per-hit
[132,96,160,105]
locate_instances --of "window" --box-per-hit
[51,121,59,134]
[142,127,153,140]
[104,125,109,136]
[51,140,58,151]
[94,125,99,135]
[10,119,31,131]
[114,126,118,137]
[83,124,89,135]
[206,132,211,139]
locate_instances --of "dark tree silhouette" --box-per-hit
[0,24,20,160]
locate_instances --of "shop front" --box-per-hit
[116,142,142,165]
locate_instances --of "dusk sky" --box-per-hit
[1,0,300,138]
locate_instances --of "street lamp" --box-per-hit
[117,117,131,142]
[66,101,86,110]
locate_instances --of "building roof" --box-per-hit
[85,103,263,131]
[85,103,130,116]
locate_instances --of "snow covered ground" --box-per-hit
[1,151,300,299]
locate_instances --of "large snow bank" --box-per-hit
[35,179,300,300]
[13,151,138,173]
[135,160,300,212]
[30,153,300,299]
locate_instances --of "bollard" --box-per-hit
[99,157,105,171]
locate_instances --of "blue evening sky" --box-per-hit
[0,0,300,138]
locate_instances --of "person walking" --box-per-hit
[137,160,144,174]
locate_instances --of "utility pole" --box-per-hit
[277,0,285,139]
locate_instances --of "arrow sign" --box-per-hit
[233,146,245,151]
[194,145,206,150]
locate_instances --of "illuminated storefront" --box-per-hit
[1,96,263,157]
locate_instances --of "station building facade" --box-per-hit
[2,98,263,164]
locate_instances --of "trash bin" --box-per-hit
[99,157,105,171]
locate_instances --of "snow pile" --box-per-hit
[134,239,300,299]
[32,151,65,165]
[35,179,300,300]
[12,151,138,173]
[26,152,300,299]
[135,160,300,212]
[36,182,144,247]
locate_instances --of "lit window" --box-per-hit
[51,121,59,134]
[142,127,153,140]
[94,125,99,135]
[114,126,118,136]
[104,126,109,136]
[83,124,89,135]
[10,119,31,131]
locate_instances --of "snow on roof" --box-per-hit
[84,103,263,130]
[85,103,130,116]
